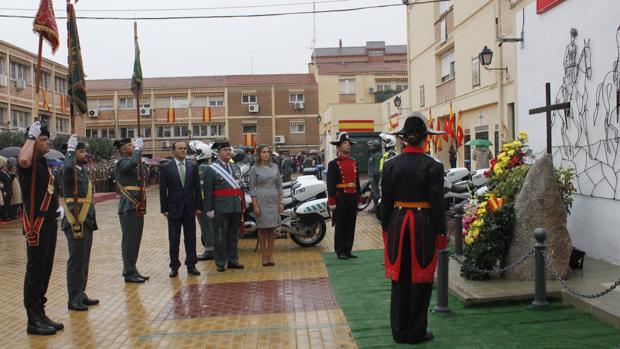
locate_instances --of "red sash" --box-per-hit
[22,169,54,247]
[213,188,245,233]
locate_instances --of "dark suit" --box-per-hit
[159,158,203,270]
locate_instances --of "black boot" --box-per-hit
[26,309,56,335]
[40,308,64,331]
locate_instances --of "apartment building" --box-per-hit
[85,74,319,157]
[0,40,80,136]
[405,0,534,168]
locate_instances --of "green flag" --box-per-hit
[67,3,88,115]
[130,22,143,97]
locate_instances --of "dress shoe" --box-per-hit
[68,302,88,311]
[125,275,146,283]
[41,315,64,331]
[337,254,349,260]
[26,316,56,335]
[187,266,201,276]
[169,269,179,278]
[197,252,214,261]
[82,297,99,306]
[345,252,358,259]
[138,273,150,280]
[217,266,225,272]
[227,263,245,269]
[411,332,434,344]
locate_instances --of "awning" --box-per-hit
[241,90,257,96]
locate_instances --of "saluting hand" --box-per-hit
[28,121,42,139]
[133,137,144,149]
[67,134,79,151]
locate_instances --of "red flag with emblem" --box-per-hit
[33,0,59,53]
[456,111,465,147]
[167,107,176,123]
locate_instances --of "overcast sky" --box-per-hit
[0,0,408,79]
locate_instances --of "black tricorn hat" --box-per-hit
[212,140,232,151]
[393,111,446,136]
[113,138,132,149]
[330,132,357,146]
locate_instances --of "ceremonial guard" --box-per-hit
[17,121,64,335]
[61,135,99,311]
[380,112,448,344]
[203,140,245,272]
[114,137,149,283]
[326,132,361,260]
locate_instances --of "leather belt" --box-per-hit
[65,197,92,204]
[394,201,431,209]
[336,182,356,188]
[123,186,142,191]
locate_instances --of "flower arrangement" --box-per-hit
[486,132,531,179]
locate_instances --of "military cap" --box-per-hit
[113,138,132,149]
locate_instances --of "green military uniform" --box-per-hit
[197,161,214,259]
[204,158,243,270]
[367,142,382,207]
[114,145,146,280]
[61,147,97,307]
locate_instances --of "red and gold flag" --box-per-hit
[244,133,256,147]
[389,113,399,130]
[33,0,59,53]
[42,89,50,111]
[435,120,443,152]
[456,111,465,147]
[442,118,450,142]
[60,94,67,113]
[447,102,456,141]
[202,107,212,123]
[487,196,506,212]
[167,107,176,123]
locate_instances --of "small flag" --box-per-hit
[457,111,465,147]
[487,196,506,212]
[167,107,176,123]
[447,102,456,141]
[389,113,399,130]
[130,22,143,98]
[442,118,450,142]
[67,3,88,115]
[202,107,212,123]
[42,89,50,111]
[60,94,66,113]
[435,120,443,152]
[33,0,59,54]
[244,133,256,147]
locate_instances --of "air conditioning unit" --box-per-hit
[16,79,27,90]
[88,109,99,117]
[274,135,285,144]
[161,141,169,149]
[140,107,151,116]
[0,75,8,87]
[293,102,304,110]
[248,104,259,113]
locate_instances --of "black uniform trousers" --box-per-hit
[390,229,433,344]
[334,194,357,255]
[213,213,241,269]
[167,217,197,270]
[63,225,93,304]
[23,218,57,311]
[119,213,144,277]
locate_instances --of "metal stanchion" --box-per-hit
[453,203,465,256]
[433,249,451,313]
[531,228,549,309]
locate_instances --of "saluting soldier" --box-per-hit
[61,135,99,311]
[203,140,245,272]
[326,132,361,260]
[17,121,64,335]
[114,137,149,283]
[380,112,448,345]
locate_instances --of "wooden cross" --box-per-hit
[528,82,571,154]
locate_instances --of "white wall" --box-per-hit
[517,0,620,265]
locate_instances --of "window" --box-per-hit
[9,61,30,82]
[0,107,6,126]
[86,129,93,138]
[118,98,135,109]
[96,128,116,139]
[339,79,355,94]
[11,110,29,128]
[289,120,305,134]
[242,123,257,134]
[440,18,447,43]
[472,56,480,87]
[419,85,425,107]
[241,95,257,104]
[192,123,225,137]
[289,93,304,103]
[207,95,224,107]
[440,50,455,82]
[157,125,172,138]
[56,118,69,134]
[494,124,500,155]
[464,131,471,162]
[141,127,152,138]
[0,56,4,75]
[439,0,453,15]
[209,123,225,136]
[368,50,384,56]
[171,97,188,108]
[39,71,51,90]
[120,127,136,139]
[54,77,66,93]
[95,99,114,110]
[395,83,408,92]
[376,83,391,92]
[173,125,189,137]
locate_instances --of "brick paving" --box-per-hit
[0,189,383,348]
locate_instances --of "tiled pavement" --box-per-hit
[0,190,384,348]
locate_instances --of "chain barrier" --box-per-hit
[448,248,535,274]
[542,251,620,299]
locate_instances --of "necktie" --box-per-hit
[179,161,186,187]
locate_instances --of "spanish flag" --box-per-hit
[202,107,212,123]
[60,93,66,113]
[487,196,506,212]
[389,113,399,130]
[338,119,374,132]
[42,89,50,111]
[456,111,465,147]
[244,133,256,148]
[447,102,456,141]
[435,120,443,152]
[167,107,176,123]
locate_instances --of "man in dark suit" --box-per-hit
[159,141,203,277]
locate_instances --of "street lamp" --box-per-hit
[479,46,508,74]
[393,96,402,109]
[316,114,321,123]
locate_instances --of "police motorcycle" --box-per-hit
[444,167,490,208]
[357,180,373,211]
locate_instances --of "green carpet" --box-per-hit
[323,249,620,349]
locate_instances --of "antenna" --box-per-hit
[312,0,317,63]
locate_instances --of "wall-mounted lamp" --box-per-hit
[393,96,402,109]
[316,114,322,123]
[479,46,508,74]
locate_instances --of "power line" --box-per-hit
[0,3,404,21]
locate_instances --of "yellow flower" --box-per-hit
[472,229,480,238]
[494,167,504,175]
[464,236,474,246]
[508,150,515,156]
[480,202,488,208]
[518,131,528,141]
[472,219,484,227]
[513,140,522,148]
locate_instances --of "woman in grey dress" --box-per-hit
[249,145,284,266]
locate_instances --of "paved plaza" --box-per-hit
[0,189,382,348]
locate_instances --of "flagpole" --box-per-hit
[67,0,78,220]
[133,22,145,207]
[28,35,44,239]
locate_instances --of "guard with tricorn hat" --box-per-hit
[326,132,361,260]
[380,111,448,344]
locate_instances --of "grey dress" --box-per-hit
[248,163,283,228]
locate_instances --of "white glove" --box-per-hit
[133,137,144,149]
[329,205,336,211]
[28,121,42,139]
[67,134,79,151]
[206,211,215,219]
[56,206,65,221]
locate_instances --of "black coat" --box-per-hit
[159,159,203,220]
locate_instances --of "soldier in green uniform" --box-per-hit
[114,137,149,283]
[366,139,382,212]
[61,135,99,311]
[204,140,245,272]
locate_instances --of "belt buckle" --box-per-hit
[72,223,83,239]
